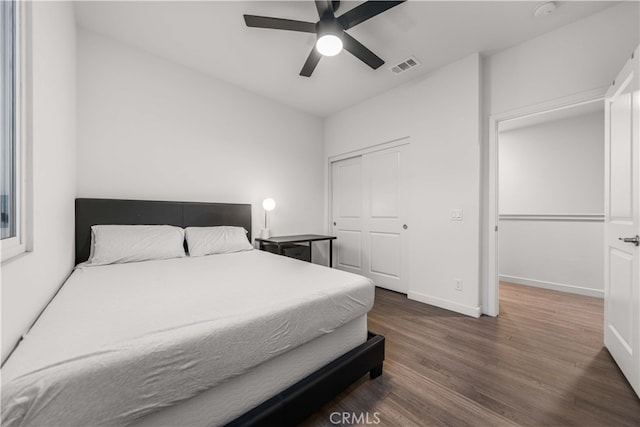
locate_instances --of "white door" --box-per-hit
[331,156,364,276]
[331,144,409,293]
[361,145,410,293]
[604,46,640,398]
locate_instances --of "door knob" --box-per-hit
[333,222,336,226]
[403,224,408,230]
[618,235,640,247]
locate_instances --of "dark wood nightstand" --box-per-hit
[255,234,336,267]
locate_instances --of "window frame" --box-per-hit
[1,0,28,262]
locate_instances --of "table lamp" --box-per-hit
[261,198,276,239]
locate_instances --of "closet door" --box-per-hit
[331,144,409,293]
[331,156,364,275]
[362,145,410,293]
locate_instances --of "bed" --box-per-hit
[1,198,385,426]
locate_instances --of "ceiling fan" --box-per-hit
[243,0,406,77]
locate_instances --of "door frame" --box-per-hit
[327,136,410,268]
[328,136,410,164]
[486,88,606,316]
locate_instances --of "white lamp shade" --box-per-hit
[262,198,276,211]
[316,34,343,56]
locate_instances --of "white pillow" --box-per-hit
[185,226,253,257]
[87,225,186,266]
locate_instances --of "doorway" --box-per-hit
[330,142,410,293]
[498,101,605,298]
[487,89,606,316]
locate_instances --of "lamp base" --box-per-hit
[261,228,271,239]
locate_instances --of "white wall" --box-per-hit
[325,54,481,317]
[76,30,325,253]
[499,111,604,215]
[1,1,77,362]
[481,2,640,311]
[499,221,603,297]
[498,111,604,296]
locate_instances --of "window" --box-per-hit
[1,0,25,261]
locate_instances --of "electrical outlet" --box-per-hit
[455,278,463,291]
[450,209,463,221]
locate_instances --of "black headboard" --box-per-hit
[75,198,252,265]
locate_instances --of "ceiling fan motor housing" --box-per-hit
[316,16,343,40]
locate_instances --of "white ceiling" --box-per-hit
[74,1,618,117]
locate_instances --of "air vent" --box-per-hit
[390,56,420,75]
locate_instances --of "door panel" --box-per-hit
[336,230,362,269]
[370,232,400,278]
[362,145,409,293]
[609,247,633,351]
[332,156,363,275]
[604,46,639,397]
[337,162,362,218]
[610,93,633,219]
[369,152,400,218]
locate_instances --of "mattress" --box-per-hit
[132,315,367,427]
[1,250,374,427]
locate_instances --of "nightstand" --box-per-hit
[255,234,336,267]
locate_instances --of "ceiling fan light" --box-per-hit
[316,34,343,56]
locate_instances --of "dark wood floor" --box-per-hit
[304,282,640,426]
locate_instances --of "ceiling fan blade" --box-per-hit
[243,15,316,33]
[342,32,384,70]
[337,1,405,30]
[300,48,322,77]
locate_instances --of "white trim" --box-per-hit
[1,0,28,262]
[492,87,608,124]
[487,88,607,317]
[21,0,32,253]
[1,236,23,260]
[408,291,481,318]
[499,213,605,222]
[328,136,410,163]
[499,275,604,299]
[488,115,499,316]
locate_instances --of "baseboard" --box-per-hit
[499,274,604,298]
[408,291,481,318]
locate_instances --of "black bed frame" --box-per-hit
[75,198,385,426]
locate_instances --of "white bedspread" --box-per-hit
[1,250,374,427]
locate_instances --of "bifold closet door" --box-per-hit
[331,144,409,293]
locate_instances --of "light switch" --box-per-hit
[450,209,463,221]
